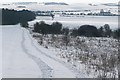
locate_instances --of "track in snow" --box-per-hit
[22,28,76,78]
[25,28,84,78]
[21,29,53,78]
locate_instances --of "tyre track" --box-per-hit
[21,28,53,78]
[26,29,82,78]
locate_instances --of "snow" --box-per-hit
[2,25,41,78]
[1,22,118,78]
[0,26,2,79]
[0,3,117,13]
[22,28,76,78]
[1,2,118,30]
[2,24,77,78]
[29,16,118,30]
[1,2,118,78]
[31,31,118,78]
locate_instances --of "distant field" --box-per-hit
[29,16,118,30]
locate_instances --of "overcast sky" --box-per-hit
[0,0,119,4]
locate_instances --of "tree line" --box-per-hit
[33,21,119,39]
[2,8,36,25]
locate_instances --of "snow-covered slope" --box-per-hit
[2,23,118,78]
[2,25,42,78]
[0,26,2,79]
[2,24,76,78]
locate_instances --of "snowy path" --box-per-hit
[25,28,83,78]
[2,25,76,78]
[21,29,53,78]
[2,26,42,78]
[0,26,2,79]
[22,28,76,78]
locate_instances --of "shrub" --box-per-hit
[78,25,99,37]
[33,21,62,34]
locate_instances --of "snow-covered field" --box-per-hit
[1,2,118,78]
[0,2,118,30]
[29,16,118,30]
[1,2,118,29]
[0,3,117,13]
[2,24,81,78]
[32,32,118,78]
[1,23,118,78]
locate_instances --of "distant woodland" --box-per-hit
[2,8,36,25]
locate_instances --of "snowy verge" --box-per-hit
[30,30,118,78]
